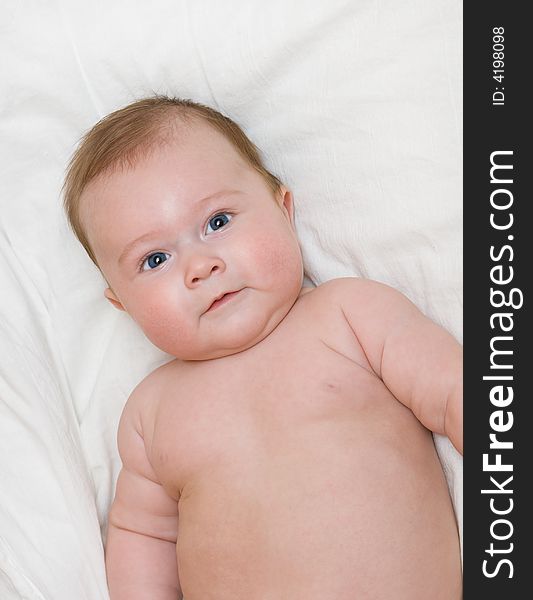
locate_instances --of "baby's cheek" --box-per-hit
[253,229,302,286]
[135,298,191,354]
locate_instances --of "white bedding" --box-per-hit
[0,1,462,597]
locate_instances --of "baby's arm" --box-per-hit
[336,278,462,454]
[106,388,182,599]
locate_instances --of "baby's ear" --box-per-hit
[278,186,295,227]
[104,287,126,311]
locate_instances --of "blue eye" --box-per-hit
[206,213,232,233]
[141,252,169,271]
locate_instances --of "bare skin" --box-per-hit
[110,281,462,600]
[81,118,462,599]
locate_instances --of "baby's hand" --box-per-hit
[333,278,463,454]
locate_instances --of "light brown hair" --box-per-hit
[62,95,283,268]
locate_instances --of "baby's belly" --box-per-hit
[173,385,461,600]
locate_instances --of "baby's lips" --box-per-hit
[205,289,242,313]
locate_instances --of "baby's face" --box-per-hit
[81,121,303,360]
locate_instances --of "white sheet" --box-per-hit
[0,1,462,597]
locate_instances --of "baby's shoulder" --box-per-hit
[309,277,397,307]
[121,360,181,431]
[303,278,414,334]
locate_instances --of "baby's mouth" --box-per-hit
[206,290,242,313]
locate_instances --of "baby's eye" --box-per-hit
[206,213,232,234]
[140,252,170,271]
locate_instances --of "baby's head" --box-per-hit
[63,96,304,360]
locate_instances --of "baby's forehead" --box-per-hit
[81,112,269,219]
[79,125,247,220]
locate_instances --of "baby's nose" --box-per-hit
[184,253,225,288]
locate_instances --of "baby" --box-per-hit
[63,96,462,599]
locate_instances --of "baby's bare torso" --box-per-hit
[140,284,461,599]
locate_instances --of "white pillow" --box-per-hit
[0,1,462,597]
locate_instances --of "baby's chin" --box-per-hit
[161,307,292,361]
[145,281,305,361]
[166,326,275,361]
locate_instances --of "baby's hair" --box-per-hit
[62,95,283,268]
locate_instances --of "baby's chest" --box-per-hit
[149,328,391,497]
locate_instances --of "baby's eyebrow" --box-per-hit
[118,229,163,266]
[117,189,243,266]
